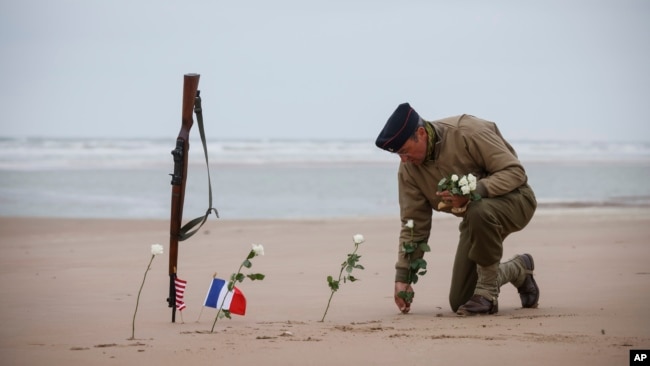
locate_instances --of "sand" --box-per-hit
[1,208,649,365]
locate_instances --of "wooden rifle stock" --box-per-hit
[168,73,200,322]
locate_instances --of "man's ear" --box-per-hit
[417,126,427,138]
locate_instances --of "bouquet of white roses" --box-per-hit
[437,173,481,212]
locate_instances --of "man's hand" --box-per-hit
[395,282,414,313]
[435,190,469,208]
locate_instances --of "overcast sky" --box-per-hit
[1,0,648,142]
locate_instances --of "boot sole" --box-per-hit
[456,306,498,316]
[455,296,499,316]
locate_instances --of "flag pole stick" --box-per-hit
[196,272,217,322]
[196,307,205,323]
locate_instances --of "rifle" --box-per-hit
[167,73,199,323]
[168,73,222,323]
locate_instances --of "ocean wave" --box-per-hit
[0,137,648,170]
[1,159,648,219]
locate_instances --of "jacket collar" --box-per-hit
[425,121,441,162]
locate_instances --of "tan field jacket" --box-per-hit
[395,114,528,281]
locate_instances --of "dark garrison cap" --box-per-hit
[375,103,420,152]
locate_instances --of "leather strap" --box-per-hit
[178,91,219,241]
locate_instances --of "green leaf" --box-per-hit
[415,258,427,270]
[347,254,360,266]
[437,177,448,191]
[402,243,416,254]
[235,273,246,282]
[345,265,354,273]
[418,242,431,252]
[410,258,427,270]
[397,290,414,303]
[243,259,252,268]
[347,275,358,282]
[247,273,265,281]
[328,280,340,291]
[355,264,365,270]
[247,250,255,260]
[418,269,428,276]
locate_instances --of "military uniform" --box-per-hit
[377,104,538,313]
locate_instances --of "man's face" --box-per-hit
[396,127,427,165]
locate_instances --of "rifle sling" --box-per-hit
[178,93,219,241]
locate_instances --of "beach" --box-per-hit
[1,207,649,365]
[4,0,650,363]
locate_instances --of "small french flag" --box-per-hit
[203,278,247,315]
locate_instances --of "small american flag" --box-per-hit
[175,277,187,311]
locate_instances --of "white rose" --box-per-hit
[151,243,164,256]
[353,234,365,244]
[467,174,477,183]
[461,185,470,195]
[252,243,265,256]
[451,174,459,182]
[458,176,469,187]
[469,181,477,191]
[405,219,414,229]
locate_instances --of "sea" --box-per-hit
[1,137,649,220]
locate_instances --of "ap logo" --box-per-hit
[631,350,650,365]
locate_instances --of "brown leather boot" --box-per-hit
[457,263,500,316]
[517,254,539,308]
[456,294,498,316]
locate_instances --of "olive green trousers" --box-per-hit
[449,184,537,312]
